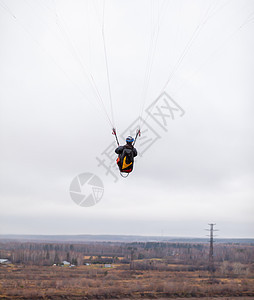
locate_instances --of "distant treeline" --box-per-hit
[0,241,253,268]
[0,234,253,244]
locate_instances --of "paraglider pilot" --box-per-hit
[115,136,137,173]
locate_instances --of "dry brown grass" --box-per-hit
[0,263,254,299]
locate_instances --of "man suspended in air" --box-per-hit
[115,136,137,174]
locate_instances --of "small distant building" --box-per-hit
[0,259,10,264]
[104,264,112,268]
[61,261,70,266]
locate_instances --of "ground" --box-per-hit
[0,263,254,299]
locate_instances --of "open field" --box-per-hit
[1,263,254,299]
[0,241,254,299]
[1,264,254,299]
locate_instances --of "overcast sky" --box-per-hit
[0,0,253,238]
